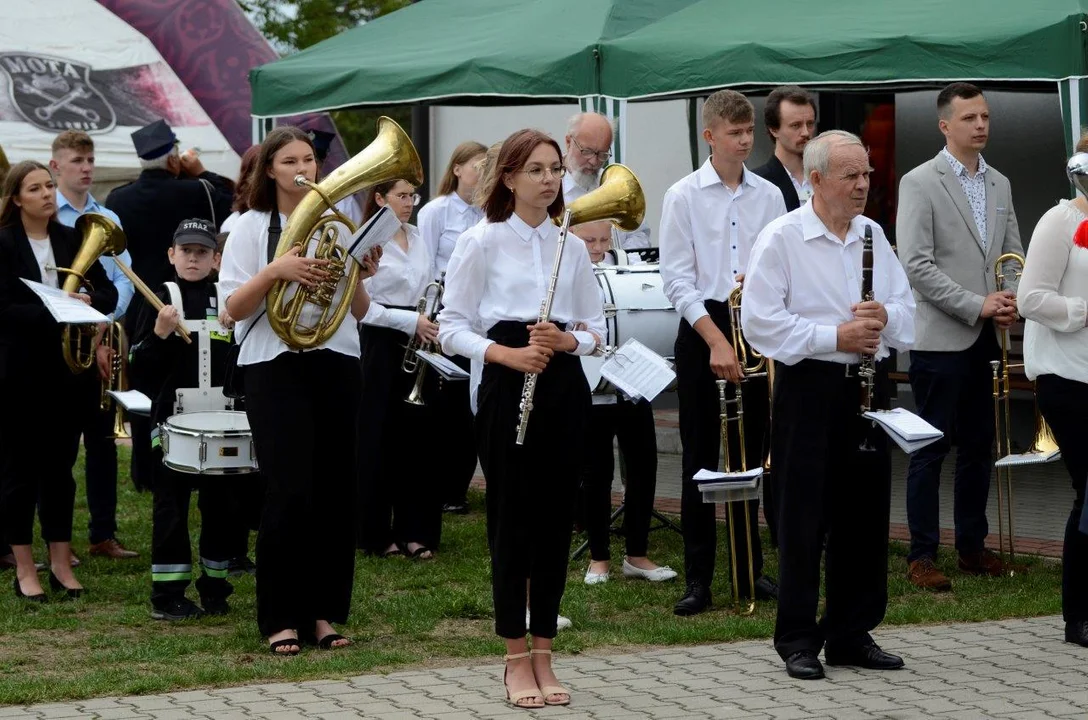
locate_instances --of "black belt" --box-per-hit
[794,358,863,377]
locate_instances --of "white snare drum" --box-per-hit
[160,411,258,475]
[582,265,679,393]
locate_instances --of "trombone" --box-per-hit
[990,252,1060,571]
[403,273,445,406]
[716,286,770,615]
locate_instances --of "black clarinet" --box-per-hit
[858,224,876,415]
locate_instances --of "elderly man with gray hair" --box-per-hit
[562,112,651,251]
[742,130,916,680]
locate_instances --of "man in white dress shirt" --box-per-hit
[660,90,786,618]
[562,112,651,252]
[743,130,915,680]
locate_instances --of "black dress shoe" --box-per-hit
[443,502,470,515]
[825,641,904,669]
[673,582,712,617]
[48,571,84,599]
[785,651,825,679]
[13,577,46,603]
[753,575,779,601]
[1065,620,1088,647]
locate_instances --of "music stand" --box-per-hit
[571,498,681,560]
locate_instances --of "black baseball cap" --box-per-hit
[173,218,217,249]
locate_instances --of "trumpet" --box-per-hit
[990,252,1060,571]
[515,164,646,445]
[267,117,423,350]
[403,273,445,406]
[99,321,131,439]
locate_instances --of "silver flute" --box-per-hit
[515,209,574,446]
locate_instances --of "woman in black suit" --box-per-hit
[0,161,116,602]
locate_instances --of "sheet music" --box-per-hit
[692,467,763,483]
[345,205,402,263]
[996,448,1062,467]
[600,338,675,402]
[107,389,152,414]
[20,278,109,324]
[863,408,943,453]
[415,350,470,380]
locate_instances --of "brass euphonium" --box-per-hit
[0,142,10,178]
[514,164,646,445]
[58,213,127,373]
[267,117,424,350]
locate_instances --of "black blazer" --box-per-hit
[752,154,800,212]
[0,220,117,381]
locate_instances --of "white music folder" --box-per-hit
[863,408,943,454]
[21,278,108,324]
[108,389,152,414]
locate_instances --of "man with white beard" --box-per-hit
[562,113,651,252]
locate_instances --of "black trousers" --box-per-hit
[0,364,82,546]
[476,321,588,639]
[675,303,766,595]
[906,326,1000,562]
[357,324,442,553]
[1036,374,1088,623]
[436,354,478,506]
[74,372,120,544]
[245,350,360,637]
[773,360,891,659]
[125,309,154,492]
[150,460,235,606]
[581,397,658,560]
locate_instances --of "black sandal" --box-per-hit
[268,638,301,656]
[317,633,351,650]
[408,545,434,560]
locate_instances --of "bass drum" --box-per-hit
[582,265,679,394]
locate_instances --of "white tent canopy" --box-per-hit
[0,0,240,182]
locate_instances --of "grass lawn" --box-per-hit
[0,446,1062,705]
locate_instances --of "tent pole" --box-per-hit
[412,104,432,204]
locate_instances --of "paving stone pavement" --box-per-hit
[8,615,1087,719]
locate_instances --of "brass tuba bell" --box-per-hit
[563,163,646,231]
[0,142,10,179]
[267,117,424,350]
[57,213,127,373]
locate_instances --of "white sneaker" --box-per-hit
[622,559,678,582]
[526,609,573,631]
[584,569,609,585]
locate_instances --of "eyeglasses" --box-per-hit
[388,192,421,206]
[519,166,566,183]
[571,137,612,163]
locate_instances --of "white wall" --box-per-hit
[430,100,695,242]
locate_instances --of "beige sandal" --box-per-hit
[503,651,544,709]
[530,648,571,706]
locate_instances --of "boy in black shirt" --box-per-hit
[132,218,238,620]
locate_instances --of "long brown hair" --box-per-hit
[0,160,53,229]
[246,126,316,213]
[231,144,260,213]
[483,130,564,223]
[437,141,487,197]
[472,141,504,209]
[361,179,405,223]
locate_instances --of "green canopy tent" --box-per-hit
[250,0,1088,157]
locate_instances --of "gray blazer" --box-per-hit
[896,152,1023,352]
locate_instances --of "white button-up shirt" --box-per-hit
[361,224,434,337]
[219,209,361,365]
[941,146,988,248]
[741,202,916,366]
[417,192,485,276]
[55,189,135,320]
[660,159,787,326]
[437,213,606,365]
